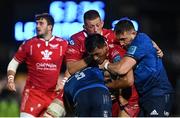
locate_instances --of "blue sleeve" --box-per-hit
[126,33,153,61]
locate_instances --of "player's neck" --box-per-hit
[44,34,53,41]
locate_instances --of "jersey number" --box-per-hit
[75,72,85,80]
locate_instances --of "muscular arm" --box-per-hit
[106,69,134,89]
[67,59,88,75]
[67,55,93,75]
[107,56,136,75]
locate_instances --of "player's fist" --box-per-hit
[157,49,164,58]
[7,75,16,91]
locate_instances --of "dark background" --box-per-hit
[0,0,180,116]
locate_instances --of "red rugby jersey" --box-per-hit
[14,36,68,91]
[66,29,117,62]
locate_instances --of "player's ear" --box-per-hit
[83,25,86,30]
[132,30,137,35]
[48,25,53,31]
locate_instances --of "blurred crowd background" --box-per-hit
[0,0,180,116]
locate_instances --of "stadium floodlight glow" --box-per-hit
[15,22,24,41]
[15,22,36,41]
[53,22,83,39]
[49,1,64,22]
[77,1,105,22]
[14,1,105,41]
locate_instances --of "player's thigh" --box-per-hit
[74,90,91,116]
[91,87,112,117]
[20,88,56,116]
[75,87,112,117]
[140,94,173,117]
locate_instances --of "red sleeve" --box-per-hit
[65,34,85,62]
[14,41,29,63]
[102,29,119,44]
[108,44,126,63]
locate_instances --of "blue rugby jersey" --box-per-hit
[64,67,108,103]
[126,33,174,98]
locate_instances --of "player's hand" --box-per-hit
[157,49,164,58]
[152,40,164,58]
[7,79,16,92]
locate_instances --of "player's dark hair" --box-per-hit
[84,10,100,23]
[114,20,135,35]
[85,33,106,53]
[35,13,54,27]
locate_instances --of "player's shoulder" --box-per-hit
[71,30,86,40]
[102,28,114,35]
[136,33,151,41]
[54,36,68,44]
[102,28,116,44]
[134,33,152,47]
[108,43,124,51]
[108,44,126,57]
[68,30,86,45]
[83,67,101,75]
[21,36,38,45]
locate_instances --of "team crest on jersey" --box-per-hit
[49,44,59,49]
[68,38,75,45]
[41,50,52,60]
[127,46,137,55]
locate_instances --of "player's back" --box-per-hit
[64,67,107,102]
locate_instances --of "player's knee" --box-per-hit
[44,98,66,117]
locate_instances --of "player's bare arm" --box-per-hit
[7,58,19,91]
[67,55,93,75]
[105,56,136,75]
[106,69,134,89]
[151,40,164,58]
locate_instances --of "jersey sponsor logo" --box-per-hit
[49,44,59,49]
[41,50,52,60]
[128,46,137,55]
[113,55,121,63]
[36,63,57,70]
